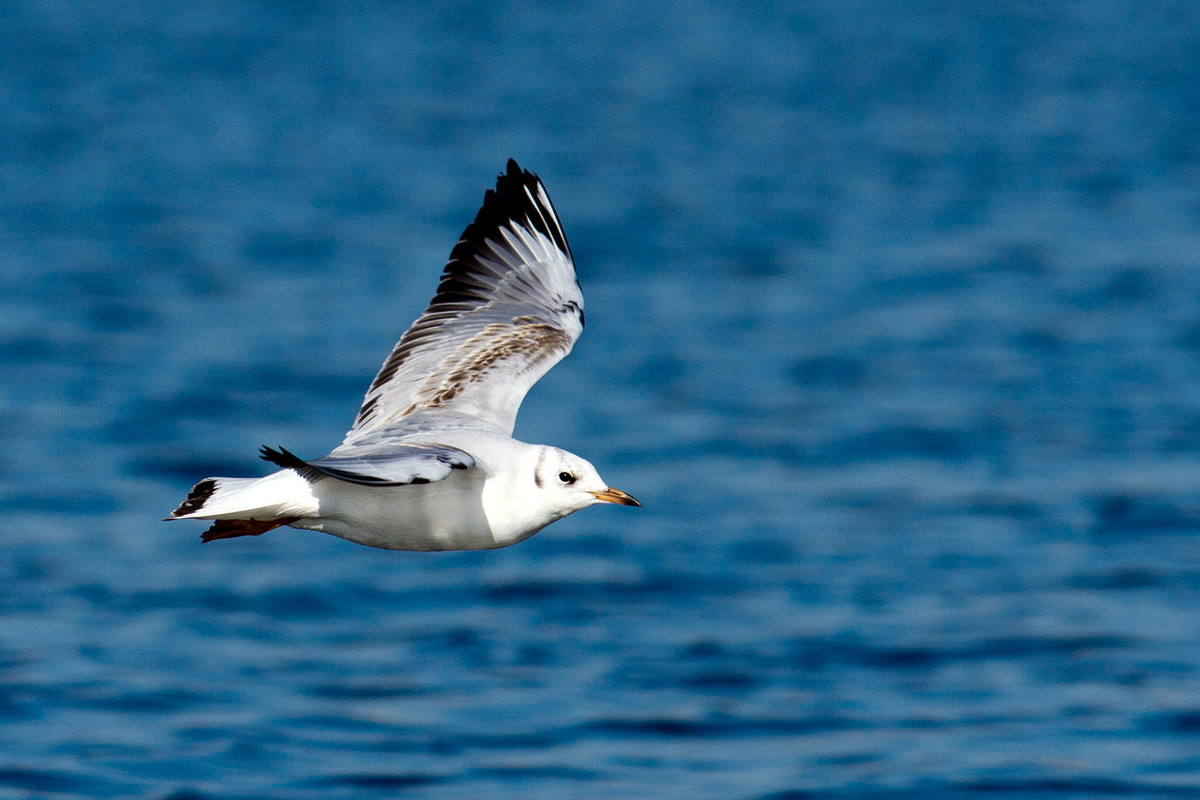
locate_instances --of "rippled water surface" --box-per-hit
[4,2,1200,798]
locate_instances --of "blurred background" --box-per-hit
[3,1,1200,798]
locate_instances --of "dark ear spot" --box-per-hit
[534,449,546,488]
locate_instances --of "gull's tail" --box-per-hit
[166,468,317,543]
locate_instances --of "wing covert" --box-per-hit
[261,444,475,487]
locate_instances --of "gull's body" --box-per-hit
[168,161,637,550]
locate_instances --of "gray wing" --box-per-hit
[343,159,583,445]
[261,444,475,487]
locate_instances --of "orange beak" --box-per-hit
[589,487,641,507]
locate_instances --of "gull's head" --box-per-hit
[534,446,640,517]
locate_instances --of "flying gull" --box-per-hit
[168,160,638,550]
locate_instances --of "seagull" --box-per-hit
[167,159,639,550]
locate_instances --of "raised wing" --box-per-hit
[261,444,475,487]
[343,159,584,443]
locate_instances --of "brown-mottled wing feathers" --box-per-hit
[343,160,584,441]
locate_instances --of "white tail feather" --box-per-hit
[171,470,318,521]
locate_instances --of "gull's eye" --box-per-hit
[557,471,576,485]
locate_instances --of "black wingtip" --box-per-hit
[171,478,217,517]
[261,445,330,483]
[484,159,571,257]
[504,158,536,184]
[426,160,572,317]
[261,445,304,469]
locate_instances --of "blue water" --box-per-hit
[4,1,1200,797]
